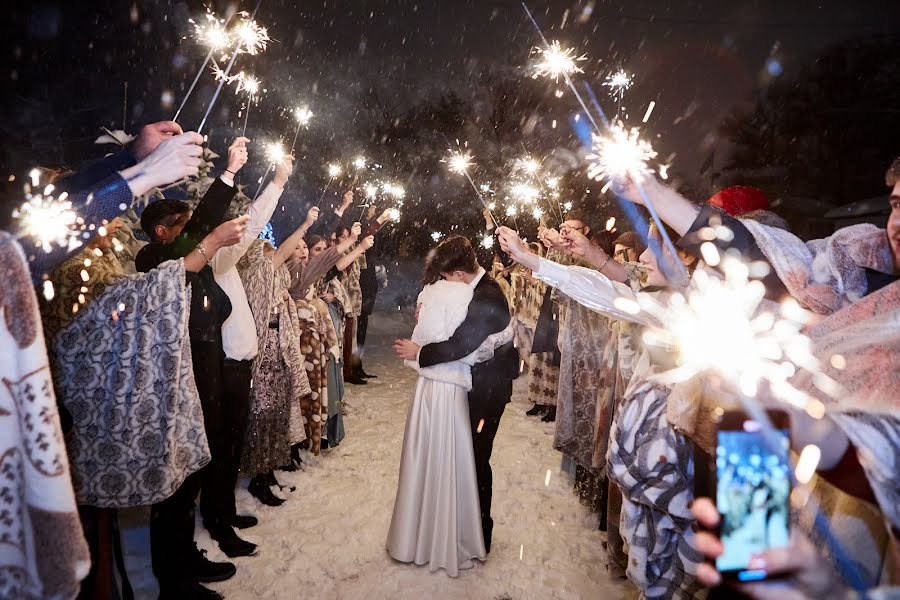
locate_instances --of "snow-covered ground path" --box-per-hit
[122,308,632,599]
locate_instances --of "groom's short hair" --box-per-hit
[430,235,479,275]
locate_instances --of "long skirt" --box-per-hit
[297,320,327,454]
[241,330,291,476]
[528,351,559,406]
[387,377,486,577]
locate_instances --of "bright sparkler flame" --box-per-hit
[505,205,518,217]
[388,208,401,221]
[383,182,406,199]
[445,150,474,175]
[353,156,367,170]
[545,177,560,190]
[295,106,313,126]
[510,183,540,204]
[327,163,342,178]
[563,201,573,211]
[532,207,544,219]
[235,72,261,98]
[264,142,286,164]
[13,188,80,253]
[637,251,836,415]
[603,69,634,96]
[480,233,495,249]
[532,40,586,82]
[192,14,232,52]
[516,156,540,175]
[235,19,270,55]
[363,183,378,198]
[586,124,658,190]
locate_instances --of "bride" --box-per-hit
[386,254,513,577]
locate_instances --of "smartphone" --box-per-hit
[713,409,791,582]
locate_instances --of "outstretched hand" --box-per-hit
[131,121,184,161]
[561,228,593,258]
[273,155,295,187]
[226,137,250,174]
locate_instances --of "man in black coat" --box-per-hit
[393,235,519,552]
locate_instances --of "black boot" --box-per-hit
[186,543,236,583]
[206,523,257,558]
[360,367,377,379]
[230,514,258,530]
[159,579,224,600]
[346,373,368,385]
[526,404,547,417]
[278,461,298,472]
[541,406,557,422]
[248,475,285,507]
[290,444,304,467]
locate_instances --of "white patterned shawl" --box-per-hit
[0,233,90,599]
[52,258,210,507]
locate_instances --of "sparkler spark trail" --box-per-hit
[290,105,313,152]
[353,156,367,170]
[480,233,495,249]
[196,0,263,133]
[510,182,540,204]
[586,125,658,192]
[234,18,270,55]
[264,142,286,164]
[531,40,587,83]
[13,187,80,253]
[387,208,401,221]
[603,69,633,97]
[638,252,839,416]
[327,164,342,178]
[444,150,473,175]
[516,156,540,175]
[174,12,233,122]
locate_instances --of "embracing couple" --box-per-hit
[389,235,519,577]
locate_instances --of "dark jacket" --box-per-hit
[135,178,235,343]
[418,273,519,413]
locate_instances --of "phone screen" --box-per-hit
[715,422,791,580]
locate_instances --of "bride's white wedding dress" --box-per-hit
[387,279,512,577]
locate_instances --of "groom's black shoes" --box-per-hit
[483,516,493,554]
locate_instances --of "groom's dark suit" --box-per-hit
[418,271,519,551]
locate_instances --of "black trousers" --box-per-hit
[201,357,252,525]
[151,339,222,584]
[356,313,369,350]
[467,378,512,545]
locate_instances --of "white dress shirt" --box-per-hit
[211,178,284,361]
[469,266,486,289]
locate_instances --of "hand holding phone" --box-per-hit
[711,410,792,582]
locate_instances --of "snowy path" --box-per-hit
[122,309,632,599]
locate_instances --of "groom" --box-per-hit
[393,235,519,552]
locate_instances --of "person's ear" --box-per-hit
[154,224,167,241]
[583,226,591,236]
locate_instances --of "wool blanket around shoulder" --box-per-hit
[52,258,210,507]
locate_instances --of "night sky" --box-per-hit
[2,0,899,246]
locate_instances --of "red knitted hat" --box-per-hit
[707,186,770,216]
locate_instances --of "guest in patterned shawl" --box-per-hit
[285,224,374,455]
[499,222,704,600]
[335,208,394,386]
[236,218,315,505]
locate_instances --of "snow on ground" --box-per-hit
[121,308,634,599]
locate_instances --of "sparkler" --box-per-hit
[174,11,233,122]
[12,184,80,253]
[197,1,265,134]
[443,148,498,229]
[522,3,685,278]
[586,125,658,193]
[480,233,495,249]
[388,208,401,222]
[252,141,287,201]
[290,106,313,152]
[603,69,633,117]
[431,231,442,242]
[316,163,342,207]
[531,40,586,83]
[233,71,262,136]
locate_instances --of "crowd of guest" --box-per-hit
[1,122,390,600]
[489,167,899,599]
